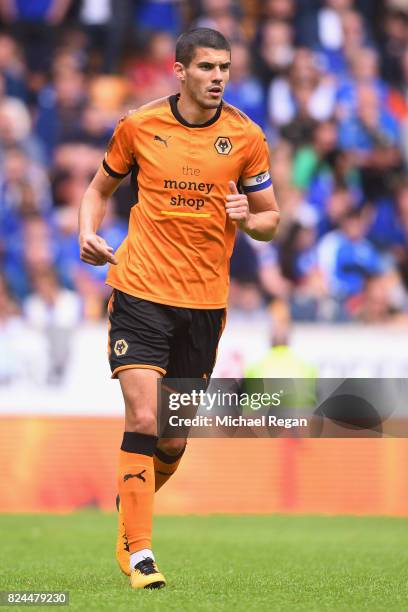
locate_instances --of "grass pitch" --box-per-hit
[1,513,408,611]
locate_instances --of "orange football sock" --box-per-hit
[117,432,157,554]
[154,444,186,492]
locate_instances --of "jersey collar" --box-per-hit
[169,94,222,128]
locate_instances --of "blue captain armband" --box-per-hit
[242,170,272,193]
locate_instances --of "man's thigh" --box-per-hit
[158,309,225,439]
[166,308,226,380]
[108,289,176,379]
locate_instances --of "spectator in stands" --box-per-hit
[254,20,294,85]
[267,48,337,145]
[77,0,111,47]
[338,82,401,199]
[379,7,408,86]
[23,266,82,384]
[261,0,295,22]
[272,184,314,243]
[3,213,60,300]
[337,48,389,122]
[278,208,328,320]
[292,119,338,191]
[0,146,51,216]
[293,121,363,224]
[256,241,291,303]
[0,96,45,163]
[223,41,265,128]
[332,208,383,300]
[134,0,184,37]
[88,74,129,118]
[269,139,294,199]
[0,32,26,100]
[279,218,318,287]
[0,272,49,383]
[341,9,372,68]
[229,230,290,311]
[126,30,177,105]
[296,0,353,75]
[35,66,88,161]
[194,0,243,41]
[0,273,23,383]
[76,103,114,149]
[367,196,399,253]
[78,0,138,73]
[0,0,72,75]
[229,232,264,311]
[366,175,408,256]
[317,186,355,236]
[387,48,408,166]
[52,141,101,186]
[392,180,408,289]
[354,271,408,323]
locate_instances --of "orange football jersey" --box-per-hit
[103,94,272,308]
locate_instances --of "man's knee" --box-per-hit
[119,368,160,435]
[156,437,186,456]
[126,409,157,435]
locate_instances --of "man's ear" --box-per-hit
[174,62,186,82]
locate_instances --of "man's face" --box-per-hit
[175,47,231,109]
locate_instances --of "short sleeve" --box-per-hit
[240,125,272,193]
[102,115,134,178]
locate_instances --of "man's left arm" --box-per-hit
[225,181,280,242]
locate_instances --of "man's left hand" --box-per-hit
[225,181,250,229]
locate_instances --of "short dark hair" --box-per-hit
[175,28,231,66]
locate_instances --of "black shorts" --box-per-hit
[107,289,226,380]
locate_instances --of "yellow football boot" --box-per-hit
[115,495,131,576]
[130,557,166,590]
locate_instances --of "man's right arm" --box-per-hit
[78,166,122,266]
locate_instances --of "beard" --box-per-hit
[190,86,222,110]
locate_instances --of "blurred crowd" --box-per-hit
[1,0,408,371]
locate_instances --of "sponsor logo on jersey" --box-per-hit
[163,178,215,210]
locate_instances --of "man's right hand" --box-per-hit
[79,233,118,266]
